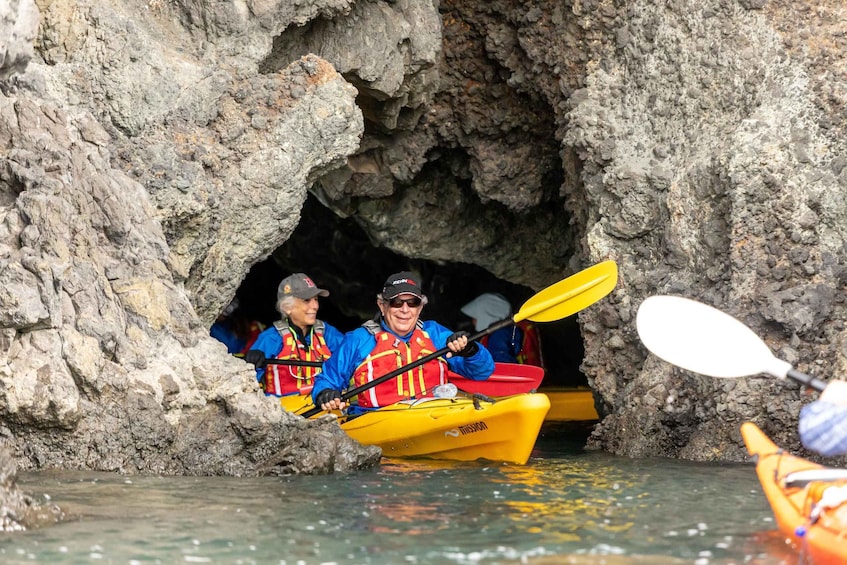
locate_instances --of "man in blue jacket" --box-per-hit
[311,271,494,413]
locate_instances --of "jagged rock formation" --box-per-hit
[0,0,38,81]
[1,0,380,476]
[1,0,846,476]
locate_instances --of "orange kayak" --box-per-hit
[741,422,847,564]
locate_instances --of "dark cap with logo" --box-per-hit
[278,273,329,300]
[380,271,424,300]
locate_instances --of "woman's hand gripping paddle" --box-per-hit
[635,295,826,392]
[299,260,618,418]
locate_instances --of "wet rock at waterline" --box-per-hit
[0,447,64,531]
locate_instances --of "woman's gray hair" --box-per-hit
[277,295,297,319]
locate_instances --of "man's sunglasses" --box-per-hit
[388,297,422,308]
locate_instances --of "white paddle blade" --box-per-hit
[636,295,791,379]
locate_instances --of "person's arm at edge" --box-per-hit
[425,321,494,380]
[799,400,847,457]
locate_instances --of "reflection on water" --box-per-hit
[495,460,640,542]
[1,425,796,564]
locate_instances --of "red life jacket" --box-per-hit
[352,322,447,408]
[515,320,544,368]
[478,321,544,368]
[265,320,332,396]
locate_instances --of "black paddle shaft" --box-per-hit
[265,358,323,368]
[787,368,827,393]
[300,318,513,418]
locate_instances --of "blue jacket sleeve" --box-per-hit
[311,328,374,403]
[799,400,847,457]
[210,322,246,355]
[423,321,494,380]
[247,327,283,387]
[322,321,346,354]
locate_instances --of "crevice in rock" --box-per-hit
[228,195,587,387]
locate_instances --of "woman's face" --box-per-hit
[286,296,320,331]
[378,293,423,335]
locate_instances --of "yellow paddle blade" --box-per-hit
[514,260,618,323]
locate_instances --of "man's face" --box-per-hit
[378,293,423,335]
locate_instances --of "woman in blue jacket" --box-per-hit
[245,273,344,396]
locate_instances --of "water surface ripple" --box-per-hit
[5,425,795,564]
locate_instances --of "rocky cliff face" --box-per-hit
[0,0,380,476]
[1,0,845,473]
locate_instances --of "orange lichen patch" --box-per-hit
[463,79,483,95]
[300,56,340,88]
[172,129,217,150]
[441,13,471,33]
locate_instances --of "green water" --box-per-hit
[3,426,794,564]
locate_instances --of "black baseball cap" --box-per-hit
[380,271,423,300]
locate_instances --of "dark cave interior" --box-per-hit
[228,196,587,388]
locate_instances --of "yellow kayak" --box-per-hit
[281,393,551,465]
[541,386,599,422]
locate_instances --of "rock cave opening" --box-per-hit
[227,195,588,388]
